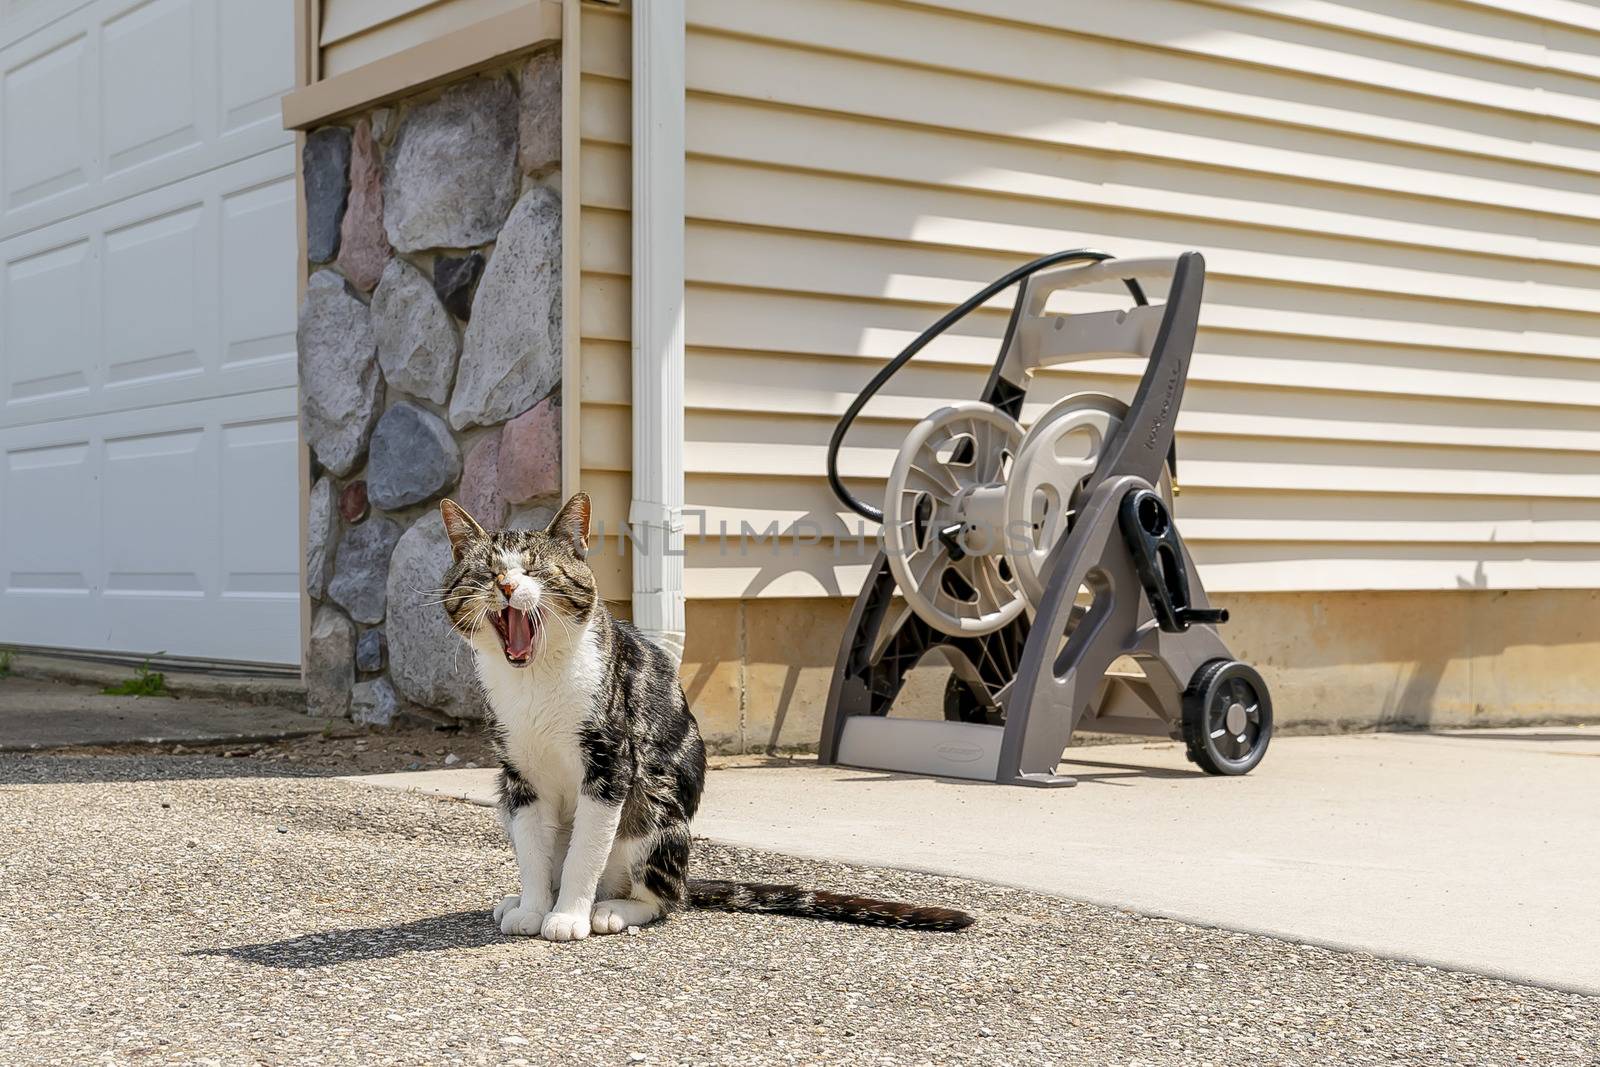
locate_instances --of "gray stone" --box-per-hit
[508,501,557,531]
[356,628,387,673]
[303,127,351,263]
[327,516,403,625]
[351,677,398,726]
[432,252,485,321]
[367,402,462,511]
[383,78,518,252]
[372,258,459,404]
[449,186,562,430]
[306,476,338,600]
[298,271,382,476]
[519,48,561,174]
[306,606,355,719]
[387,512,488,719]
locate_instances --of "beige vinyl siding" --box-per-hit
[319,0,528,76]
[578,0,1600,603]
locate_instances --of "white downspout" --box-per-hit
[629,0,687,661]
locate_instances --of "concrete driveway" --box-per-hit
[354,727,1600,995]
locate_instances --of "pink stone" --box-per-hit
[336,118,391,292]
[497,396,561,505]
[457,433,507,528]
[339,480,369,524]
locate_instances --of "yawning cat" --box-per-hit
[437,493,974,941]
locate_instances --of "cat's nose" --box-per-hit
[497,577,516,599]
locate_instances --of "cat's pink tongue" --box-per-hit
[505,608,534,659]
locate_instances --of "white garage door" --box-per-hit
[0,0,300,664]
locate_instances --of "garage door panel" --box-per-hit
[1,30,92,211]
[220,175,296,372]
[0,388,299,662]
[220,416,300,598]
[1,438,96,593]
[218,0,291,135]
[102,0,206,177]
[0,1,95,51]
[94,588,299,664]
[0,0,291,239]
[103,426,208,596]
[104,203,205,388]
[1,146,295,429]
[3,237,93,404]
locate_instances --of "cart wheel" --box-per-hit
[943,675,1003,726]
[1182,659,1272,775]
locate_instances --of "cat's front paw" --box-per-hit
[540,910,591,942]
[493,894,521,923]
[499,904,549,936]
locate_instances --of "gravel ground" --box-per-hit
[2,755,1596,1066]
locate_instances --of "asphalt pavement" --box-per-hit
[0,676,318,751]
[3,753,1597,1066]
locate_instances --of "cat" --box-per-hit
[437,493,974,941]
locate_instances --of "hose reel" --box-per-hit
[882,394,1172,635]
[821,250,1272,787]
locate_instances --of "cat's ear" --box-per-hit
[547,492,591,559]
[439,499,487,561]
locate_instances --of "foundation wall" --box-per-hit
[680,590,1600,753]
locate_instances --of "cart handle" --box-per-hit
[826,249,1148,524]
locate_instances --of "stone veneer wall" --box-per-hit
[298,50,562,725]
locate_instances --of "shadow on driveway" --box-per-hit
[189,909,502,969]
[0,753,318,786]
[824,756,1204,788]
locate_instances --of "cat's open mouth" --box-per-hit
[488,606,537,666]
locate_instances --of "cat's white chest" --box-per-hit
[473,624,603,819]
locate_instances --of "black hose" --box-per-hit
[826,249,1148,523]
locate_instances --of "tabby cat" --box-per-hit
[438,493,974,941]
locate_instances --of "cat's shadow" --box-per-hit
[190,909,501,969]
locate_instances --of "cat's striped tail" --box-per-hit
[688,879,974,932]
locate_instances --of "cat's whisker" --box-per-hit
[431,589,478,611]
[428,594,487,611]
[536,601,575,645]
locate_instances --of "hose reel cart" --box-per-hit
[818,250,1273,787]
